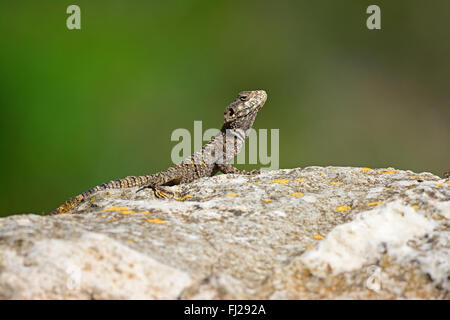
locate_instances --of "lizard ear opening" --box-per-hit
[227,108,235,117]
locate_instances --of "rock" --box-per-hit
[0,167,448,299]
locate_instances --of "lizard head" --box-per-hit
[223,90,267,130]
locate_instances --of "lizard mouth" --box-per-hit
[239,106,261,118]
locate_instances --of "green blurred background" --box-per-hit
[1,0,449,216]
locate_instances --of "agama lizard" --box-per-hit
[50,90,267,215]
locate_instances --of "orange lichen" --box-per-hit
[360,167,372,172]
[176,194,193,201]
[140,211,151,215]
[102,206,129,212]
[368,201,382,206]
[274,179,289,184]
[313,234,324,240]
[337,205,351,212]
[122,210,135,215]
[296,178,306,182]
[263,199,272,203]
[305,245,315,250]
[377,170,396,175]
[146,218,166,224]
[329,182,342,186]
[226,193,238,197]
[291,192,304,197]
[411,205,420,210]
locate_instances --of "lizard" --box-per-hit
[50,90,267,215]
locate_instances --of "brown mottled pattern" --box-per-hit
[50,90,267,215]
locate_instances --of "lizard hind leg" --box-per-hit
[138,174,184,198]
[136,183,175,199]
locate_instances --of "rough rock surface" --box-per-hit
[0,167,449,299]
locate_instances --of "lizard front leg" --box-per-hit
[216,163,260,175]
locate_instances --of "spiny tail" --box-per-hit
[49,175,151,215]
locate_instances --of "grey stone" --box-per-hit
[0,167,448,299]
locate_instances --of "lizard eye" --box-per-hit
[239,95,248,101]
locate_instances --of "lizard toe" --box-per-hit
[155,187,174,199]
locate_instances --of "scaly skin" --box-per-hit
[50,90,267,215]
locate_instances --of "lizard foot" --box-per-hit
[154,187,174,199]
[136,185,174,199]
